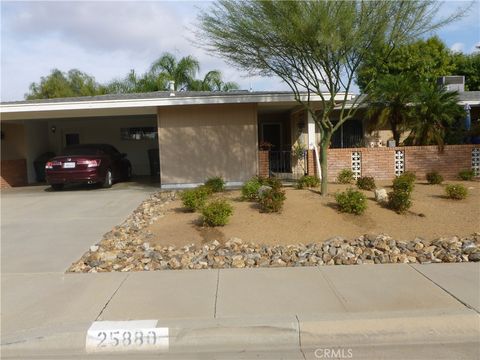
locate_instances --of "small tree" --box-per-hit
[197,0,462,195]
[405,84,464,150]
[365,74,415,145]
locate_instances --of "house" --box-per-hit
[1,90,479,188]
[0,91,348,188]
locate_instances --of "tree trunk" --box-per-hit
[390,119,400,145]
[319,135,331,196]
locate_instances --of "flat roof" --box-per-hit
[0,91,353,121]
[1,90,478,121]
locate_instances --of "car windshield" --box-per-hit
[62,146,105,156]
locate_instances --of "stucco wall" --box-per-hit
[47,116,158,175]
[1,123,26,160]
[158,104,258,186]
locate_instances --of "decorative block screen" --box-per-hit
[395,150,405,177]
[472,148,480,176]
[351,151,361,179]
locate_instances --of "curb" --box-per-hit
[2,309,479,358]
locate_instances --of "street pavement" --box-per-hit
[1,184,479,359]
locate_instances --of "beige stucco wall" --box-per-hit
[1,123,26,160]
[158,104,258,185]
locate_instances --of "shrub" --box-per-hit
[258,187,286,213]
[241,177,263,201]
[426,171,444,185]
[334,188,367,215]
[392,175,415,193]
[180,186,211,212]
[263,176,282,190]
[201,199,233,226]
[445,184,468,200]
[356,176,376,191]
[204,176,225,192]
[458,169,475,181]
[387,190,412,214]
[401,171,417,183]
[296,175,320,189]
[337,169,355,184]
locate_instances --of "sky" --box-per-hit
[1,0,479,102]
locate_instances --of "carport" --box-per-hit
[0,99,160,187]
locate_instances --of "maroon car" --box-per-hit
[45,144,132,190]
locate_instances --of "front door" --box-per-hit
[262,123,282,150]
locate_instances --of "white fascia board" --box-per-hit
[458,100,480,106]
[0,92,354,115]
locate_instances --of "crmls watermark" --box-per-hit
[314,347,353,359]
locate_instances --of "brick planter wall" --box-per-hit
[1,159,28,188]
[327,144,478,181]
[258,150,269,178]
[306,149,318,177]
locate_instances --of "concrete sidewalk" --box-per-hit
[2,263,479,359]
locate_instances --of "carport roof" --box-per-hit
[1,90,300,105]
[0,91,354,121]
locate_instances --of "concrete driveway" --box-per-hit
[1,180,158,274]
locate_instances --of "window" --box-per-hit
[65,133,80,146]
[121,127,157,141]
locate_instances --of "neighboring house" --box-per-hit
[0,90,479,188]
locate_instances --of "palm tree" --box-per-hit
[188,70,240,91]
[365,74,415,145]
[149,53,200,91]
[405,84,464,150]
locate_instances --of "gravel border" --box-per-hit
[68,191,480,272]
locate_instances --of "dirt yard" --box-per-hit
[146,181,480,248]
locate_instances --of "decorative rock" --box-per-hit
[257,185,272,198]
[65,191,480,273]
[374,189,388,203]
[468,252,480,262]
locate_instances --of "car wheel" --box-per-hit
[51,184,64,191]
[103,169,113,188]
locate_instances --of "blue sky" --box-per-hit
[1,0,479,101]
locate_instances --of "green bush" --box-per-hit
[356,176,376,191]
[387,190,412,214]
[401,171,417,183]
[392,175,415,193]
[445,184,468,200]
[263,176,282,190]
[180,186,211,212]
[241,177,262,201]
[204,176,225,192]
[296,175,320,189]
[337,169,355,184]
[258,187,286,213]
[458,169,475,181]
[426,171,444,185]
[334,188,367,215]
[201,199,233,226]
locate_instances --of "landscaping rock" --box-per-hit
[67,191,480,273]
[374,189,388,203]
[257,185,272,198]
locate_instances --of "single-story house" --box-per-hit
[1,90,479,188]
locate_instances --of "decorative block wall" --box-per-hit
[327,145,479,181]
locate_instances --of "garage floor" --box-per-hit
[1,179,158,274]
